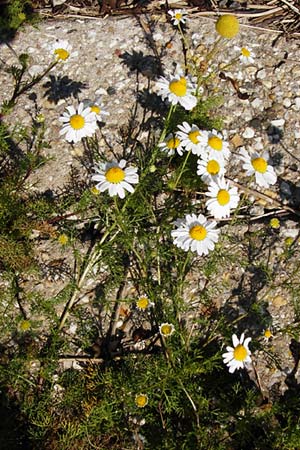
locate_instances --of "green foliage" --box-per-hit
[0,0,37,40]
[0,17,299,450]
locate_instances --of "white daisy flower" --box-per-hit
[159,323,175,337]
[171,213,219,256]
[136,295,154,311]
[234,46,255,64]
[168,9,187,26]
[92,159,139,199]
[205,177,240,219]
[239,148,277,188]
[135,393,148,408]
[155,67,197,111]
[158,133,184,156]
[59,102,98,143]
[197,153,227,184]
[82,98,110,121]
[222,333,252,373]
[51,40,72,61]
[177,122,207,156]
[204,130,231,162]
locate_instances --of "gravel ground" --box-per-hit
[1,12,300,399]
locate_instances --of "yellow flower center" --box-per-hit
[188,130,200,144]
[54,48,70,61]
[208,136,223,151]
[135,394,148,408]
[207,159,220,175]
[241,47,251,58]
[217,189,230,206]
[233,344,247,361]
[137,297,149,309]
[19,320,31,331]
[169,77,187,97]
[91,186,100,195]
[175,13,182,20]
[69,114,85,130]
[189,225,207,241]
[167,136,180,149]
[90,105,101,114]
[264,329,272,339]
[105,167,125,183]
[251,157,267,173]
[215,14,239,39]
[58,234,69,245]
[270,218,280,229]
[160,324,173,336]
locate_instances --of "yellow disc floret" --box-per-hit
[251,157,267,173]
[54,48,70,61]
[58,234,69,245]
[270,218,280,229]
[233,344,247,361]
[135,394,148,408]
[70,114,85,130]
[217,189,230,206]
[105,167,125,183]
[241,47,251,58]
[207,159,220,175]
[189,225,207,241]
[137,296,149,309]
[169,77,187,97]
[208,136,223,151]
[19,320,31,332]
[160,324,173,336]
[264,329,273,339]
[215,15,239,39]
[175,13,182,20]
[167,136,180,149]
[188,130,200,144]
[90,105,101,114]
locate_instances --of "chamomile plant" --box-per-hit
[0,9,297,450]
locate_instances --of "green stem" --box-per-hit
[58,223,119,331]
[9,60,58,108]
[173,150,191,189]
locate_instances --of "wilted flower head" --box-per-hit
[215,15,239,39]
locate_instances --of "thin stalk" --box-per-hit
[58,225,119,331]
[9,60,58,108]
[173,150,191,189]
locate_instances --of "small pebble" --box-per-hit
[283,98,291,108]
[242,127,255,138]
[294,97,300,110]
[270,119,285,127]
[257,69,266,79]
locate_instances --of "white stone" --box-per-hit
[270,119,285,127]
[251,98,262,108]
[262,80,272,89]
[294,97,300,110]
[52,0,67,5]
[257,69,266,79]
[283,98,291,108]
[95,87,107,96]
[153,32,163,42]
[242,127,255,138]
[295,130,300,139]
